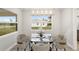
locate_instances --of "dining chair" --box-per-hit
[54,35,66,51]
[17,34,30,51]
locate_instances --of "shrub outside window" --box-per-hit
[32,15,52,30]
[0,16,17,36]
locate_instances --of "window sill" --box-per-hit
[0,31,18,38]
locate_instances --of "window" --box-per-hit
[0,16,17,36]
[32,15,52,30]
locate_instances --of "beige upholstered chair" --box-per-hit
[55,35,66,51]
[32,43,50,51]
[17,34,30,51]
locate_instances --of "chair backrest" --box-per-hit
[17,34,27,42]
[32,43,50,51]
[54,35,66,48]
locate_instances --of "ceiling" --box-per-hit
[0,8,17,16]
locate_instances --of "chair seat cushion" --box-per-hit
[59,42,66,45]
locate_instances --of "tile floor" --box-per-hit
[10,43,74,51]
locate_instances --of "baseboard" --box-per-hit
[6,43,17,51]
[67,42,78,51]
[67,43,75,50]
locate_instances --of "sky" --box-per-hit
[32,16,48,20]
[0,16,48,23]
[0,16,16,23]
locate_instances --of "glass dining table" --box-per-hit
[29,33,54,51]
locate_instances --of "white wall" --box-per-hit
[0,8,22,50]
[22,9,32,38]
[72,9,77,50]
[52,9,62,36]
[76,9,79,30]
[61,8,77,50]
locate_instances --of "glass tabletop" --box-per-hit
[31,37,53,42]
[31,33,53,42]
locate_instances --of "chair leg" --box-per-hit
[30,47,33,51]
[64,48,66,51]
[49,47,52,51]
[24,48,26,51]
[56,48,58,51]
[17,47,19,51]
